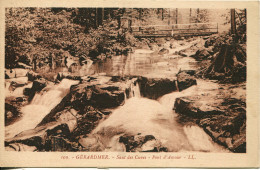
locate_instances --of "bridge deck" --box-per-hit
[130,22,218,38]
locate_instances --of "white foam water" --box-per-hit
[5,79,79,139]
[87,81,228,152]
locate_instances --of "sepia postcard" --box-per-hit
[0,0,259,168]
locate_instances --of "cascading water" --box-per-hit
[84,79,228,152]
[5,79,79,139]
[129,81,141,98]
[5,38,228,152]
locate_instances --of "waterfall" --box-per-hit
[5,79,79,139]
[129,82,141,98]
[175,80,179,92]
[85,80,228,152]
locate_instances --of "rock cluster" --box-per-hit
[174,84,246,153]
[176,71,197,91]
[119,134,168,152]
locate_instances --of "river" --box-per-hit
[5,38,228,152]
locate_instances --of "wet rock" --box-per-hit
[201,116,246,153]
[32,78,47,92]
[79,135,107,151]
[56,72,82,82]
[203,36,210,40]
[137,77,177,99]
[176,71,197,91]
[26,78,47,100]
[5,103,21,126]
[5,122,79,151]
[7,77,28,91]
[191,49,211,61]
[119,134,167,152]
[5,69,16,79]
[70,83,125,109]
[44,123,79,151]
[174,96,224,118]
[206,46,214,55]
[158,48,169,55]
[148,43,159,51]
[44,106,104,138]
[174,88,246,153]
[27,70,42,81]
[5,96,28,126]
[71,107,104,137]
[179,70,196,76]
[13,68,29,78]
[5,143,37,151]
[204,36,217,48]
[37,97,106,137]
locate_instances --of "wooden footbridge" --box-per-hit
[129,22,218,38]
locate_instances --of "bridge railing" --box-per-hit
[130,22,218,37]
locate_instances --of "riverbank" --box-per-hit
[5,36,246,152]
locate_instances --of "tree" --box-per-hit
[231,9,236,34]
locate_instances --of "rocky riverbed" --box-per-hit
[5,36,246,152]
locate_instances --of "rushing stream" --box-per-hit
[5,79,79,139]
[5,39,228,152]
[85,80,228,152]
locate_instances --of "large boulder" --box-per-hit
[31,78,47,92]
[5,96,29,126]
[5,69,16,79]
[158,48,169,55]
[25,78,47,100]
[56,72,82,82]
[199,113,246,153]
[119,134,167,152]
[65,82,125,110]
[5,103,21,126]
[37,76,129,127]
[5,122,80,151]
[13,68,29,78]
[176,71,197,91]
[27,71,42,81]
[71,106,104,137]
[137,77,177,99]
[174,96,225,118]
[174,85,246,153]
[7,77,29,92]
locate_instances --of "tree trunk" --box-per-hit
[162,8,164,20]
[189,8,192,23]
[175,8,178,25]
[117,16,121,29]
[231,9,236,34]
[205,44,246,79]
[168,9,171,25]
[95,8,98,28]
[197,8,200,22]
[97,8,104,27]
[128,19,132,32]
[244,9,246,21]
[139,9,142,20]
